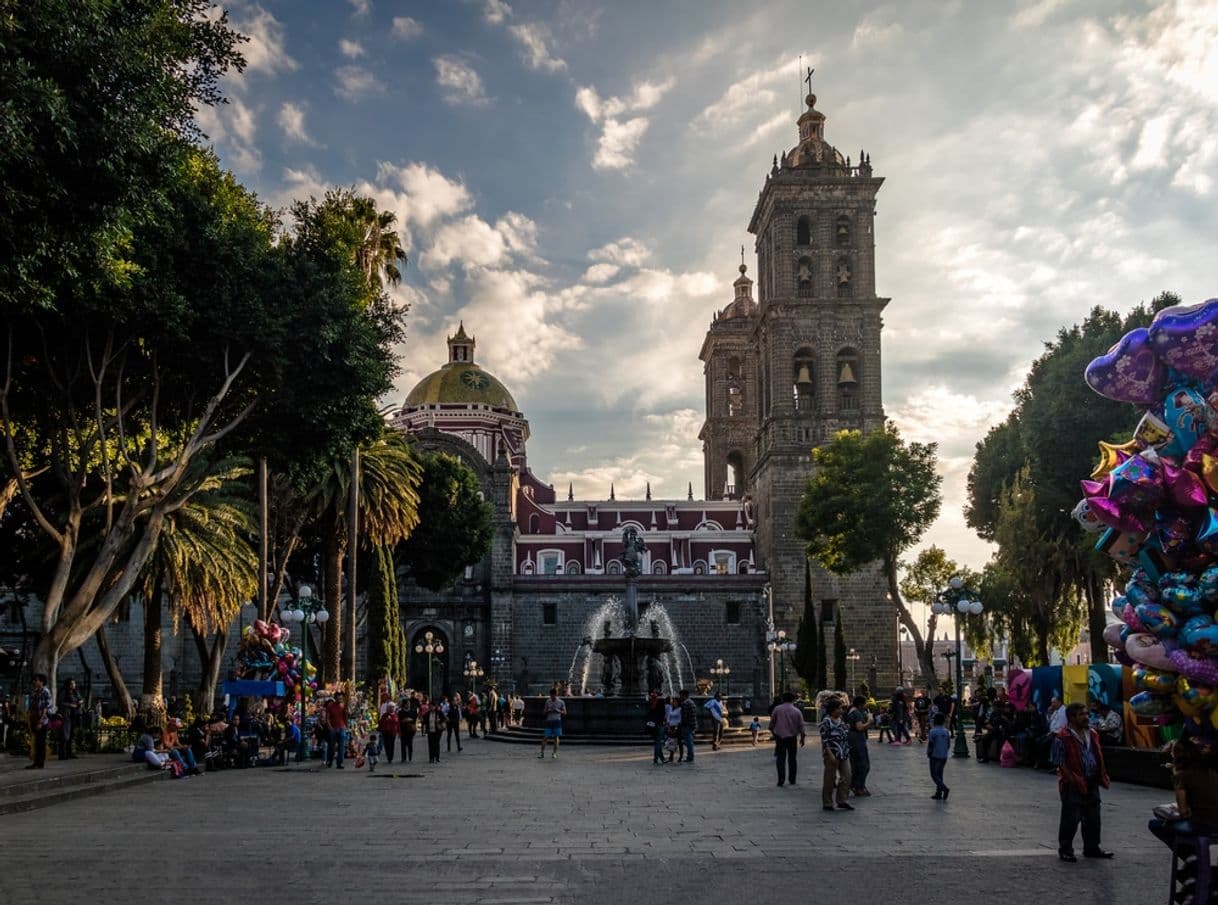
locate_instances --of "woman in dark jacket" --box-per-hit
[645,691,667,765]
[398,694,419,763]
[58,678,82,759]
[422,697,446,764]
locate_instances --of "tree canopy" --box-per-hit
[398,451,494,592]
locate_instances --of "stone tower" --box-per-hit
[704,91,896,691]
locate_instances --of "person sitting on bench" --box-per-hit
[1149,731,1218,848]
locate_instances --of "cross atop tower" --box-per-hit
[804,66,814,95]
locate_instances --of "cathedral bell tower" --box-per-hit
[705,88,895,689]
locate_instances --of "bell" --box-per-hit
[838,362,857,385]
[796,364,812,384]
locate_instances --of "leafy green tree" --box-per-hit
[796,426,942,692]
[365,545,407,687]
[833,606,847,691]
[398,451,494,592]
[898,546,964,692]
[793,559,819,690]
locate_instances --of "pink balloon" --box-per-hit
[1126,632,1175,671]
[1007,669,1031,710]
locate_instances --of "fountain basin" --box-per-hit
[520,695,745,737]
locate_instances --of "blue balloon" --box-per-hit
[1162,386,1212,459]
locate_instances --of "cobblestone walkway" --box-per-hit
[1,738,1172,904]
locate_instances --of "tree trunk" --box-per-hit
[322,530,343,685]
[1086,571,1108,664]
[885,561,940,695]
[139,580,165,723]
[345,447,359,683]
[95,625,134,721]
[189,620,227,717]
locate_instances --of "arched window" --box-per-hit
[836,257,852,298]
[796,256,813,297]
[796,215,811,246]
[566,561,581,576]
[521,561,534,575]
[728,356,742,378]
[793,348,815,411]
[835,215,851,247]
[726,451,745,497]
[738,561,750,575]
[652,561,667,575]
[607,560,621,575]
[528,513,539,533]
[837,348,860,413]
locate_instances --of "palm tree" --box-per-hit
[138,460,258,716]
[312,430,421,683]
[348,195,407,289]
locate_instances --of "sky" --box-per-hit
[199,0,1218,572]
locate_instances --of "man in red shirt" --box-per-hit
[324,692,349,769]
[1055,702,1113,862]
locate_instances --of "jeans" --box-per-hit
[169,748,197,771]
[31,726,47,767]
[1059,780,1102,855]
[775,736,798,784]
[59,715,74,758]
[652,727,665,763]
[849,744,870,792]
[711,719,724,749]
[427,731,442,763]
[929,756,948,793]
[402,731,414,762]
[328,728,346,767]
[382,733,396,763]
[447,721,462,752]
[893,720,911,743]
[681,727,696,762]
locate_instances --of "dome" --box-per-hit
[404,362,519,411]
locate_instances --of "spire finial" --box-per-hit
[645,481,652,501]
[567,482,573,502]
[609,482,615,501]
[739,245,746,275]
[687,482,693,501]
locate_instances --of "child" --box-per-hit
[927,713,951,800]
[749,716,762,746]
[364,730,381,772]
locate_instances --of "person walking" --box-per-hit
[1053,702,1113,862]
[913,689,930,742]
[512,693,525,726]
[890,690,912,745]
[705,692,726,751]
[465,693,480,739]
[26,673,51,770]
[378,706,399,764]
[398,694,418,763]
[445,694,464,753]
[422,697,445,764]
[679,689,698,764]
[928,712,951,800]
[819,698,852,811]
[664,695,684,763]
[58,678,82,759]
[846,695,871,796]
[324,692,349,769]
[645,690,666,765]
[539,687,566,759]
[769,691,805,786]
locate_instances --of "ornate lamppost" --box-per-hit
[279,584,329,762]
[768,631,797,692]
[762,584,776,698]
[847,647,861,693]
[463,659,485,695]
[932,576,983,758]
[710,658,732,696]
[414,631,445,699]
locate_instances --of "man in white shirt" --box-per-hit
[1048,696,1068,732]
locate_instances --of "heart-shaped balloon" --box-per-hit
[1149,299,1218,382]
[1085,327,1168,404]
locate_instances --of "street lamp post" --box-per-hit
[279,585,330,763]
[463,659,485,695]
[710,658,732,696]
[414,632,445,699]
[762,585,775,698]
[847,647,861,694]
[767,631,797,692]
[932,576,983,759]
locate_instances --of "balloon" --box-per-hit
[1177,676,1218,710]
[1129,691,1177,716]
[1122,601,1147,632]
[1091,440,1139,480]
[1156,513,1194,555]
[1161,585,1205,617]
[1198,509,1218,555]
[1133,665,1177,693]
[1162,460,1210,508]
[1200,565,1218,602]
[1134,412,1175,450]
[1071,499,1107,533]
[1181,615,1218,656]
[1095,527,1148,564]
[1007,670,1031,709]
[1148,299,1218,382]
[1136,602,1179,638]
[1086,327,1168,404]
[1103,622,1127,651]
[1162,387,1213,459]
[1169,647,1218,686]
[1127,632,1175,670]
[1128,570,1161,605]
[1108,454,1165,509]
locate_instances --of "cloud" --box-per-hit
[392,16,423,39]
[695,57,796,132]
[1013,0,1066,28]
[282,164,329,201]
[508,23,567,72]
[589,237,650,268]
[230,5,297,76]
[339,39,365,58]
[194,95,261,172]
[581,263,620,284]
[277,101,318,145]
[483,0,512,24]
[371,161,473,228]
[335,65,383,101]
[850,11,905,50]
[348,0,371,16]
[434,56,489,105]
[575,79,675,170]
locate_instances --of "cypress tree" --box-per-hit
[794,559,819,689]
[816,603,830,691]
[833,606,848,691]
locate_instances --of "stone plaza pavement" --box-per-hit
[1,737,1174,905]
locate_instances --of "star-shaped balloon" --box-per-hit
[1091,439,1139,480]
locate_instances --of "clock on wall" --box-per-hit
[460,369,490,391]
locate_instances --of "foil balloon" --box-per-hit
[1147,299,1218,383]
[1007,669,1031,710]
[1127,569,1160,604]
[1181,615,1218,656]
[1169,647,1218,686]
[1200,565,1218,602]
[1121,601,1147,632]
[1197,509,1218,555]
[1091,440,1139,480]
[1129,691,1178,716]
[1156,513,1194,555]
[1162,387,1214,459]
[1085,326,1168,404]
[1108,454,1165,510]
[1071,499,1107,533]
[1096,527,1148,564]
[1087,498,1152,534]
[1127,632,1175,670]
[1134,665,1177,694]
[1136,602,1180,638]
[1102,622,1127,651]
[1161,584,1205,617]
[1134,412,1175,450]
[1162,460,1210,509]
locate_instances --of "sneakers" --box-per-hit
[538,752,546,759]
[836,802,854,810]
[552,751,558,759]
[931,792,943,800]
[942,787,950,801]
[823,805,836,811]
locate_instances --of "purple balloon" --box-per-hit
[1162,460,1210,508]
[1085,327,1167,404]
[1149,299,1218,382]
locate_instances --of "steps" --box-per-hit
[484,725,764,747]
[0,759,162,816]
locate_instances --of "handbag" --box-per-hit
[46,714,64,732]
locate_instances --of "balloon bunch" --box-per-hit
[236,618,318,699]
[1083,298,1218,730]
